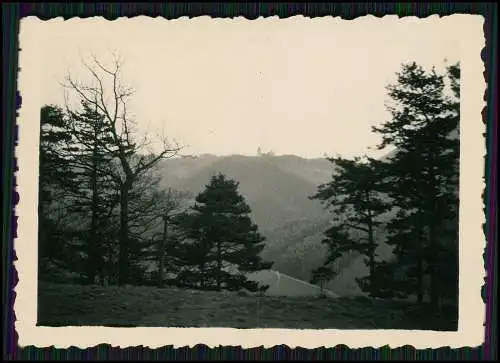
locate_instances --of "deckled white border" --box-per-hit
[14,14,486,349]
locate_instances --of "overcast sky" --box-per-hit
[33,16,461,159]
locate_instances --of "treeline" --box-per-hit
[310,62,460,310]
[38,55,272,292]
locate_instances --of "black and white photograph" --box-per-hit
[15,14,486,348]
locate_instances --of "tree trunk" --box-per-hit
[87,127,100,285]
[368,232,375,295]
[38,200,47,266]
[200,263,205,289]
[158,216,167,287]
[216,242,222,290]
[106,247,114,285]
[366,194,376,296]
[417,229,424,304]
[118,182,130,285]
[417,259,423,304]
[427,151,440,308]
[428,223,440,308]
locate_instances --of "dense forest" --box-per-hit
[39,56,460,315]
[310,62,460,310]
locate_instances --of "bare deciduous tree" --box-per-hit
[63,53,182,285]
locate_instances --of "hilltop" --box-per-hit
[157,154,332,232]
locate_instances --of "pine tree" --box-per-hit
[66,99,120,284]
[310,156,389,296]
[38,105,81,279]
[372,62,460,307]
[179,173,273,291]
[434,62,460,306]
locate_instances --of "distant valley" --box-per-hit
[156,153,393,296]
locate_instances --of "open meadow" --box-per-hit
[38,282,457,330]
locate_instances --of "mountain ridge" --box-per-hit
[153,150,418,297]
[158,154,332,232]
[155,153,370,296]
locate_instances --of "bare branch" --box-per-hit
[63,52,184,191]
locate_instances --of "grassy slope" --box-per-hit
[38,282,457,330]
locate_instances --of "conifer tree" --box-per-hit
[310,156,389,296]
[434,62,460,305]
[180,173,273,291]
[372,62,460,306]
[66,99,120,283]
[38,105,81,278]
